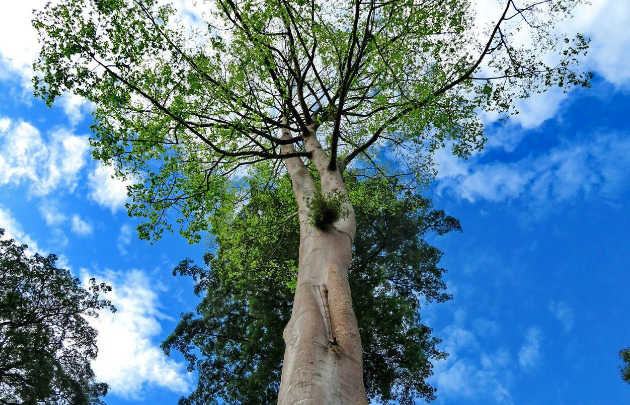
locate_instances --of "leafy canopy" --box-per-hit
[0,230,114,405]
[162,171,461,405]
[33,0,590,241]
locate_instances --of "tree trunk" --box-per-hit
[278,125,368,405]
[277,222,367,405]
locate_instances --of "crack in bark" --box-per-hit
[315,284,334,345]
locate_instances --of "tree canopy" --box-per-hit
[0,230,113,405]
[162,170,460,405]
[33,0,590,242]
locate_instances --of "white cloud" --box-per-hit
[436,131,630,205]
[511,88,570,130]
[470,0,630,135]
[0,1,50,81]
[518,327,543,370]
[39,202,95,239]
[0,119,46,186]
[434,147,471,180]
[59,93,93,127]
[0,118,9,132]
[0,206,44,254]
[436,360,479,399]
[0,0,206,78]
[0,1,96,126]
[446,162,536,203]
[435,346,514,404]
[1,205,190,398]
[0,118,91,195]
[565,0,630,88]
[70,215,93,236]
[549,301,574,332]
[88,164,132,213]
[117,224,133,256]
[503,0,630,131]
[483,125,529,153]
[39,201,67,226]
[85,269,192,399]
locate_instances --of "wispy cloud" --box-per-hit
[518,327,543,370]
[436,132,630,206]
[432,309,515,405]
[58,93,92,127]
[549,301,574,332]
[84,269,192,399]
[70,215,93,236]
[39,201,67,226]
[50,227,70,250]
[117,224,133,256]
[0,118,90,196]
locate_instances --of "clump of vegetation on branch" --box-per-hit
[307,190,350,229]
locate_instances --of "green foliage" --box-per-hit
[162,173,460,405]
[0,229,114,404]
[208,164,300,292]
[32,0,590,242]
[620,348,630,384]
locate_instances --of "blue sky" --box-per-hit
[1,0,629,404]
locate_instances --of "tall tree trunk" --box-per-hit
[277,222,367,405]
[278,125,368,405]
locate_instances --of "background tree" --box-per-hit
[162,170,460,405]
[0,230,114,405]
[620,348,630,384]
[33,0,590,403]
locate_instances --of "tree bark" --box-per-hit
[277,224,367,405]
[278,125,367,405]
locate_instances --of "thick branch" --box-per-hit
[220,0,308,133]
[279,118,316,219]
[92,53,308,161]
[343,0,513,166]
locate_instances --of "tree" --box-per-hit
[162,170,460,405]
[620,348,630,384]
[0,230,114,404]
[33,0,590,403]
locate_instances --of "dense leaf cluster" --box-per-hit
[0,230,113,405]
[162,173,460,405]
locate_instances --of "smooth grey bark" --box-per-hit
[278,124,367,405]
